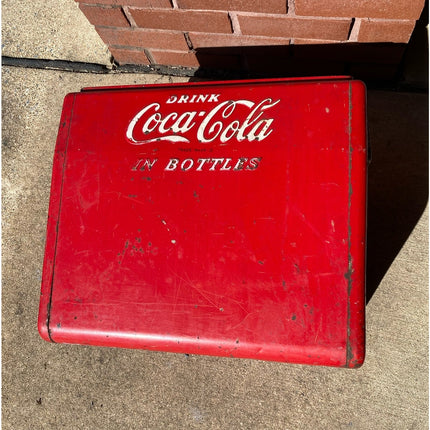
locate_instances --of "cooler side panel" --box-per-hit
[38,93,76,342]
[346,80,367,367]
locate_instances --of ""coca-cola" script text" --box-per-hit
[126,96,280,145]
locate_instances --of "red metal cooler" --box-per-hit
[38,77,367,367]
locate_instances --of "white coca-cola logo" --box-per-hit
[126,96,280,145]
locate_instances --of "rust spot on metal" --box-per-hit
[346,338,353,363]
[344,269,353,288]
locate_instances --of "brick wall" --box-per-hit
[75,0,425,77]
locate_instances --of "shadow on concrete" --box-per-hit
[365,90,428,303]
[362,1,429,302]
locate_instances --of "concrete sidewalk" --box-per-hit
[2,1,428,429]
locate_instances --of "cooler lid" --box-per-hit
[39,77,367,367]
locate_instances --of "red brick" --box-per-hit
[109,47,150,64]
[76,0,172,6]
[237,14,351,40]
[129,9,232,33]
[149,49,200,67]
[196,52,242,69]
[357,19,416,43]
[149,49,242,69]
[79,4,130,27]
[96,27,189,50]
[295,0,425,20]
[176,0,287,14]
[194,44,292,63]
[189,32,290,48]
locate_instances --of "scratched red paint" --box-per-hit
[38,77,367,367]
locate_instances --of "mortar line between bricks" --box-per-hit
[143,48,155,64]
[227,11,352,20]
[347,18,358,41]
[183,33,195,51]
[228,12,242,35]
[287,0,296,16]
[350,22,362,42]
[122,6,137,27]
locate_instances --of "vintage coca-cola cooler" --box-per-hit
[38,77,367,367]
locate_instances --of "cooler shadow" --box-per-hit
[365,91,428,302]
[191,42,408,85]
[190,35,428,303]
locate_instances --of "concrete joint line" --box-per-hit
[2,55,427,93]
[2,56,113,74]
